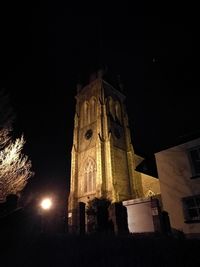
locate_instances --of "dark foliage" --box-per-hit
[0,203,200,266]
[1,232,200,267]
[86,197,112,233]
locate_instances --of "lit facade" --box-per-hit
[155,138,200,236]
[68,74,160,230]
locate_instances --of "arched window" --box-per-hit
[84,101,90,125]
[80,101,90,127]
[80,103,84,128]
[90,97,97,122]
[83,158,96,193]
[115,101,122,123]
[107,96,115,119]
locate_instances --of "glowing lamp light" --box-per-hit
[40,198,52,210]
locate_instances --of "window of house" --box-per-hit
[183,195,200,223]
[188,146,200,178]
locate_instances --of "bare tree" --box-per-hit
[0,89,34,202]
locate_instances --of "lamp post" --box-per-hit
[40,197,53,233]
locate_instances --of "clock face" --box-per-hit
[85,129,93,140]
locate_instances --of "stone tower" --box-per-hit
[68,71,143,229]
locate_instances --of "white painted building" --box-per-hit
[155,138,200,237]
[123,197,161,233]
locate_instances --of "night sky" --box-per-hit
[1,4,200,203]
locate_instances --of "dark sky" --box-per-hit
[1,4,200,202]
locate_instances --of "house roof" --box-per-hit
[135,155,158,178]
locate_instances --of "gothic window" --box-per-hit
[188,146,200,178]
[80,103,84,128]
[90,97,97,122]
[80,101,90,127]
[107,97,115,120]
[84,101,90,125]
[115,101,122,123]
[83,158,96,193]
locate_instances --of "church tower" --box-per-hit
[68,70,143,229]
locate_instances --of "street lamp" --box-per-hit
[40,197,53,233]
[40,198,52,210]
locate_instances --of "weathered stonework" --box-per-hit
[68,78,146,231]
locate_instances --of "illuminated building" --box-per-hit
[68,70,160,231]
[155,137,200,237]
